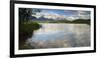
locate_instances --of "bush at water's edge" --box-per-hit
[19,22,41,49]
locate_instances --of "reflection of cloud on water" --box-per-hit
[73,24,90,46]
[31,30,67,42]
[26,23,90,49]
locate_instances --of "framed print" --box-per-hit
[10,1,96,57]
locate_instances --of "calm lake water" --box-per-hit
[26,23,90,49]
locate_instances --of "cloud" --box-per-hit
[77,11,90,15]
[77,11,90,19]
[32,10,91,20]
[38,12,63,19]
[64,10,91,19]
[67,16,79,21]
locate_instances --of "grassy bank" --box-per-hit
[19,22,41,50]
[32,19,90,25]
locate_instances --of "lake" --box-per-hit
[26,23,90,49]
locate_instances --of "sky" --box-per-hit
[32,8,91,20]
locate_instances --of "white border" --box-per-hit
[14,4,94,54]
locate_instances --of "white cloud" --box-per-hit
[32,10,90,20]
[77,11,90,19]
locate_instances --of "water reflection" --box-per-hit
[26,23,90,49]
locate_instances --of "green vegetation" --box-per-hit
[33,19,90,25]
[19,22,41,38]
[19,22,41,49]
[19,8,32,23]
[71,19,90,25]
[19,8,42,49]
